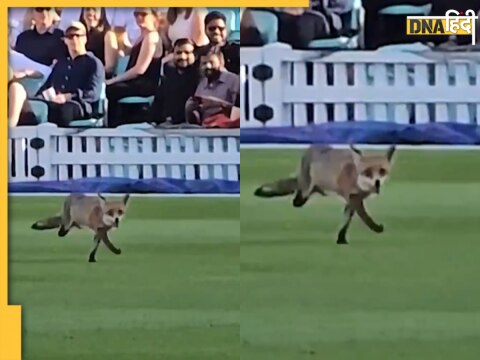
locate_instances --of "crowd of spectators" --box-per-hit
[8,7,240,129]
[240,1,480,50]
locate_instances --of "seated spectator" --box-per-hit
[15,7,67,66]
[185,49,239,124]
[276,8,332,49]
[8,21,52,80]
[196,11,240,74]
[312,0,355,36]
[8,68,38,127]
[240,8,264,47]
[166,8,209,47]
[105,8,163,127]
[79,7,119,78]
[361,0,431,49]
[149,38,200,125]
[33,21,105,127]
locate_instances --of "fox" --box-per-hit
[31,193,130,262]
[253,144,396,245]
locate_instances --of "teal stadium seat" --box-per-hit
[379,4,432,15]
[228,30,240,42]
[69,82,107,128]
[19,77,45,97]
[115,55,130,75]
[29,100,49,124]
[308,36,358,49]
[207,8,236,30]
[115,55,157,106]
[250,10,278,44]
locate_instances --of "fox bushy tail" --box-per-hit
[31,216,62,230]
[254,149,313,198]
[254,177,298,198]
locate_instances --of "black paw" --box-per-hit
[292,192,307,208]
[336,237,349,245]
[114,248,122,255]
[374,224,384,234]
[58,226,69,237]
[88,256,96,263]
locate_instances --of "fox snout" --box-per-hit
[114,218,120,227]
[375,179,381,194]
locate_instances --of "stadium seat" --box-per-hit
[379,4,432,15]
[308,36,358,49]
[250,10,278,44]
[115,55,130,75]
[69,83,107,128]
[228,30,240,42]
[29,100,49,124]
[19,77,44,97]
[207,8,236,31]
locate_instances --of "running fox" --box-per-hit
[31,193,130,262]
[254,145,396,244]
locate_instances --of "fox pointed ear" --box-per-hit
[386,145,396,161]
[97,193,106,201]
[350,144,362,155]
[123,194,130,205]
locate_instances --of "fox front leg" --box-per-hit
[88,235,101,263]
[337,205,355,245]
[100,230,122,255]
[349,194,384,234]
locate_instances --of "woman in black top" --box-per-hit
[105,7,163,127]
[79,7,118,78]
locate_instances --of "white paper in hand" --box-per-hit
[42,87,57,101]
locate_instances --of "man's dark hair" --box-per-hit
[173,38,195,48]
[204,11,227,27]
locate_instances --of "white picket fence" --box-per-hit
[9,124,240,183]
[241,43,480,128]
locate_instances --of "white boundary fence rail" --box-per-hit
[241,43,480,128]
[9,124,240,184]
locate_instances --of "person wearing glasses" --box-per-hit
[14,7,67,66]
[105,7,163,127]
[196,11,239,75]
[33,21,105,127]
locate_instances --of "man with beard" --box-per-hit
[185,48,239,124]
[148,38,200,125]
[195,11,240,74]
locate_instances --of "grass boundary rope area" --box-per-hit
[8,193,239,197]
[241,144,480,150]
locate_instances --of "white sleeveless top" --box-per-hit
[167,8,208,45]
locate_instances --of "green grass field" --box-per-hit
[241,149,480,359]
[9,196,239,360]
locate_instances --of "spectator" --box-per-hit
[240,8,264,46]
[276,8,332,49]
[105,8,163,127]
[34,21,105,127]
[361,0,430,49]
[185,48,239,124]
[312,0,355,36]
[15,7,67,66]
[196,11,240,74]
[166,8,209,46]
[79,7,119,78]
[8,68,38,127]
[8,21,52,80]
[149,38,200,125]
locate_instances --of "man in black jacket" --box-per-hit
[195,11,240,75]
[149,39,200,125]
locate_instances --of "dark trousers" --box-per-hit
[106,79,157,128]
